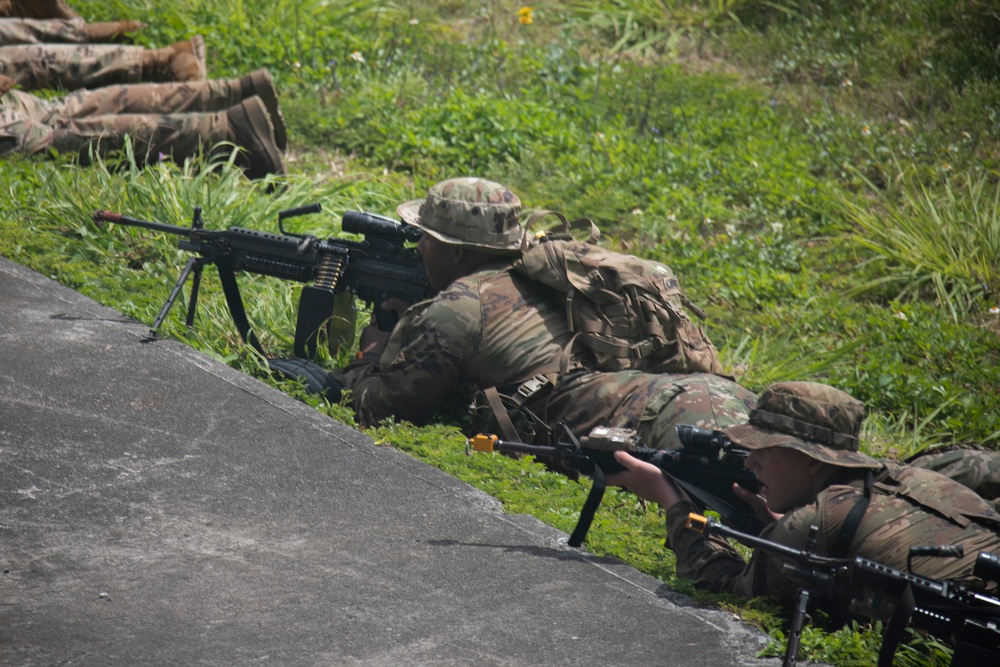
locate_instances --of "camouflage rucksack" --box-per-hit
[512,211,726,376]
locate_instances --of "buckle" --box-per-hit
[516,374,550,401]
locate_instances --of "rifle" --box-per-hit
[686,513,1000,667]
[93,205,434,363]
[466,422,764,548]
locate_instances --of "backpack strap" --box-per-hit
[830,469,874,558]
[482,386,523,442]
[521,210,600,252]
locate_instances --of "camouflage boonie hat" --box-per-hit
[723,381,879,468]
[396,177,523,252]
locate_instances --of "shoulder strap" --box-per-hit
[482,386,523,442]
[830,469,874,558]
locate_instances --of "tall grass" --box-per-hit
[558,0,791,54]
[840,163,1000,321]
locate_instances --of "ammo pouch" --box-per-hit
[468,374,556,445]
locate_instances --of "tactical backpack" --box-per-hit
[512,210,725,376]
[467,211,727,445]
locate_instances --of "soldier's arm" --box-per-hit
[350,296,481,426]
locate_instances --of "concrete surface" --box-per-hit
[0,256,775,666]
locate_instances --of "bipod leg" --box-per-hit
[783,587,811,667]
[185,259,205,329]
[148,256,203,339]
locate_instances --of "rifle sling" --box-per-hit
[569,465,606,548]
[669,473,766,536]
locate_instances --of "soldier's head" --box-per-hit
[397,177,523,290]
[723,382,879,512]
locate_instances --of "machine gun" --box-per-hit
[686,513,1000,667]
[93,205,434,365]
[467,422,764,548]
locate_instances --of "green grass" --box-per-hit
[3,1,1000,664]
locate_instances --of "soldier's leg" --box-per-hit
[0,38,204,91]
[1,0,78,19]
[41,96,284,179]
[58,69,286,150]
[0,17,85,43]
[0,86,59,155]
[0,18,144,44]
[637,374,757,449]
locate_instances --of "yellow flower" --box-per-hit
[518,7,534,25]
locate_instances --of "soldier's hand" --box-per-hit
[732,482,782,524]
[609,451,685,509]
[380,298,410,318]
[358,319,391,357]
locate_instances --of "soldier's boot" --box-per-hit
[83,20,148,43]
[8,0,78,18]
[238,69,287,151]
[141,36,206,82]
[224,96,286,180]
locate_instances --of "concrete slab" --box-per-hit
[0,257,773,666]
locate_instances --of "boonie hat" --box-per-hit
[396,177,523,252]
[723,381,879,468]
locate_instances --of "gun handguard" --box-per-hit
[468,424,765,547]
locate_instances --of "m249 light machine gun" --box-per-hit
[686,513,1000,667]
[467,423,764,548]
[93,205,434,396]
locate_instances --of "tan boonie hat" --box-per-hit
[396,177,523,252]
[723,381,879,468]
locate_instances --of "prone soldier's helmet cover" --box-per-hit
[723,381,880,468]
[396,177,523,252]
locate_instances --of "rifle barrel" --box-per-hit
[94,210,193,236]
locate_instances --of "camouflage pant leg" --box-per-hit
[0,44,142,91]
[0,17,86,44]
[59,80,241,118]
[906,444,1000,506]
[0,1,78,19]
[636,374,758,450]
[0,87,58,154]
[43,111,227,165]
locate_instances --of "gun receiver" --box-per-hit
[467,422,763,547]
[687,514,1000,667]
[93,205,434,361]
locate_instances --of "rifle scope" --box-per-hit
[675,424,736,450]
[342,211,423,244]
[975,552,1000,584]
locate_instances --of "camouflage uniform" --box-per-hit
[337,177,756,446]
[0,34,204,91]
[664,382,1000,618]
[1,70,286,176]
[0,43,146,89]
[0,0,78,19]
[0,17,88,44]
[906,443,1000,507]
